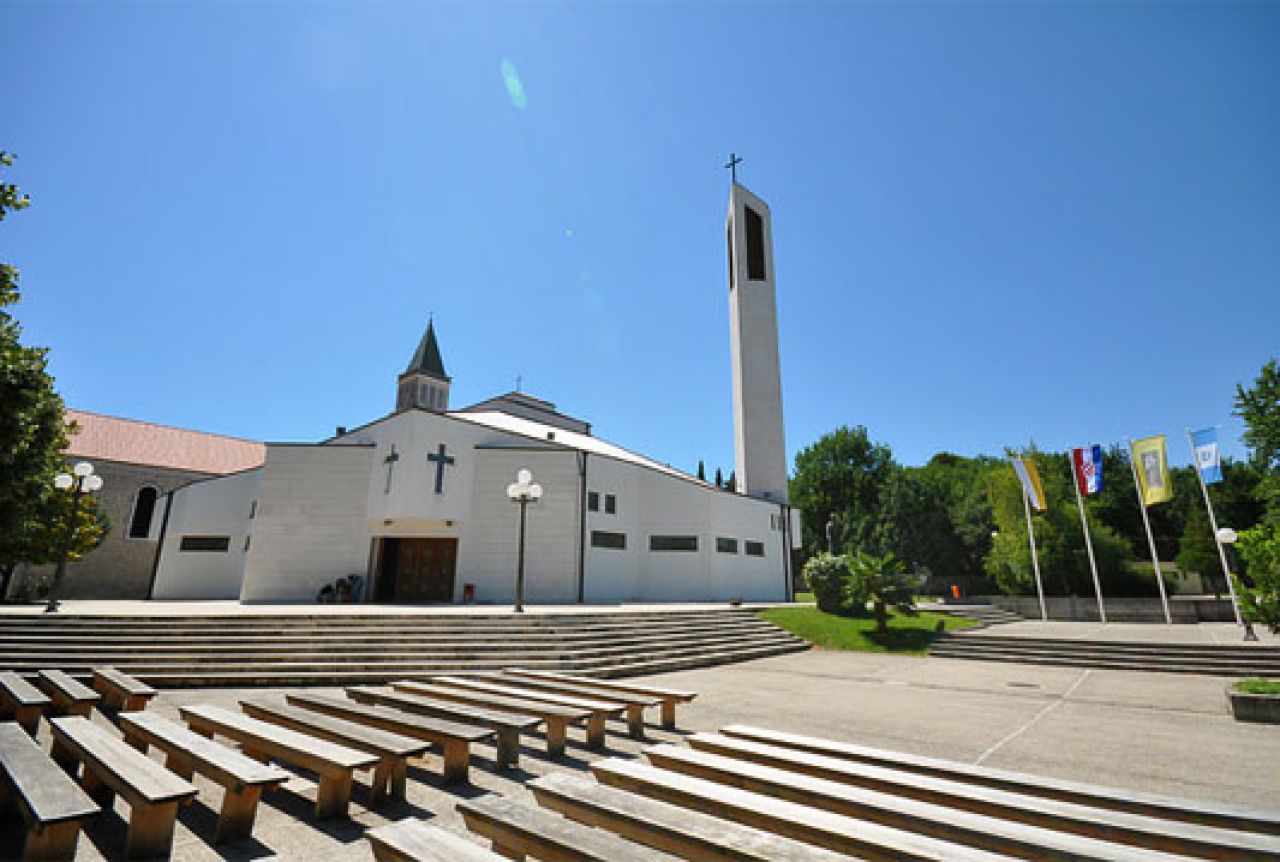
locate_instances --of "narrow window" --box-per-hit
[588,491,600,512]
[727,220,735,290]
[249,500,257,519]
[127,487,159,539]
[745,206,766,280]
[716,537,739,554]
[591,531,626,550]
[745,540,765,557]
[180,536,231,552]
[650,535,698,552]
[605,494,617,515]
[244,535,251,551]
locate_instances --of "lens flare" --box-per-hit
[500,59,527,110]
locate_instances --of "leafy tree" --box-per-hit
[1234,524,1280,633]
[725,471,736,493]
[847,549,917,633]
[873,470,963,578]
[1176,504,1222,593]
[1235,358,1280,525]
[790,426,898,555]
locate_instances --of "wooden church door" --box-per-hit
[394,538,457,603]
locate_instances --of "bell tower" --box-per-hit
[396,318,451,412]
[727,179,788,503]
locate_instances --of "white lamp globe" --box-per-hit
[517,468,532,486]
[54,473,74,490]
[529,484,543,500]
[506,483,522,499]
[73,461,94,477]
[83,475,104,492]
[1217,527,1238,544]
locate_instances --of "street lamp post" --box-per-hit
[1216,527,1257,642]
[46,461,104,613]
[506,468,543,613]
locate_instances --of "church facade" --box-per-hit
[142,182,797,605]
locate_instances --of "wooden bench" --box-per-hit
[492,671,657,738]
[642,742,1196,862]
[529,770,849,862]
[389,680,586,759]
[179,704,376,819]
[48,716,197,860]
[347,685,538,770]
[92,668,157,717]
[457,792,684,862]
[284,693,492,785]
[118,711,289,844]
[721,724,1280,837]
[505,668,695,729]
[36,671,100,718]
[366,818,509,862]
[0,672,52,737]
[241,699,428,804]
[432,675,625,749]
[591,755,1022,862]
[0,721,99,862]
[689,731,1280,861]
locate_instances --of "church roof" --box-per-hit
[402,319,449,381]
[65,409,266,475]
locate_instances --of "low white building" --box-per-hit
[150,181,799,605]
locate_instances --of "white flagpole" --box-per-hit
[1022,485,1048,621]
[1071,454,1107,623]
[1185,429,1243,625]
[1128,440,1172,625]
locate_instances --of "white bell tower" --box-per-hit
[726,176,788,503]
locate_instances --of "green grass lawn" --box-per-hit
[759,605,978,653]
[1235,678,1280,695]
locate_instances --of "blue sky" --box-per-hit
[4,1,1277,475]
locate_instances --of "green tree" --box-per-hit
[1176,504,1222,593]
[790,426,898,555]
[873,469,963,578]
[1235,358,1280,525]
[1234,525,1280,633]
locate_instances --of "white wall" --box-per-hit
[151,469,260,600]
[240,445,376,602]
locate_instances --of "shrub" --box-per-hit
[848,549,918,633]
[802,553,852,614]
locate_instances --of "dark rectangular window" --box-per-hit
[745,205,766,280]
[745,540,765,557]
[716,537,739,554]
[180,536,231,552]
[249,500,257,519]
[588,491,599,512]
[727,221,735,290]
[650,535,698,552]
[591,530,626,550]
[605,494,616,515]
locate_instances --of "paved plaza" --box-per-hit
[10,637,1277,861]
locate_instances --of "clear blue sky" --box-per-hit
[4,1,1277,474]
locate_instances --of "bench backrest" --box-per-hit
[0,721,99,826]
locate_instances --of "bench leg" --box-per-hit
[164,751,195,781]
[661,700,677,729]
[495,726,520,769]
[214,784,263,844]
[626,705,645,738]
[545,719,567,758]
[15,705,43,738]
[49,738,78,776]
[441,741,470,785]
[241,746,270,763]
[370,759,395,805]
[586,714,606,749]
[315,771,353,819]
[68,702,93,719]
[125,800,180,860]
[390,761,407,801]
[80,766,114,807]
[491,842,525,861]
[122,694,151,712]
[24,819,82,862]
[186,722,214,739]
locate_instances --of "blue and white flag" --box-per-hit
[1191,427,1224,485]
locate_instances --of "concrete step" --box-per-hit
[929,641,1280,677]
[936,633,1280,658]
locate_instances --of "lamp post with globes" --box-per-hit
[1216,527,1257,641]
[45,461,104,613]
[506,468,543,613]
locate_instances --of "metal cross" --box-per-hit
[515,375,523,392]
[725,152,743,183]
[427,443,456,495]
[383,445,400,494]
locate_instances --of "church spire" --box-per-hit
[396,319,452,412]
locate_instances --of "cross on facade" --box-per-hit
[725,152,743,183]
[383,445,400,494]
[427,443,456,495]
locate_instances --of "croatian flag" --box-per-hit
[1072,445,1104,496]
[1191,427,1224,485]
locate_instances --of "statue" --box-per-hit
[825,513,840,556]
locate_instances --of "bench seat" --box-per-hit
[118,711,289,843]
[432,675,624,749]
[48,716,196,860]
[36,671,100,719]
[0,721,99,862]
[92,668,157,717]
[366,818,509,862]
[505,669,696,729]
[0,672,52,737]
[284,693,492,785]
[241,699,429,803]
[179,704,376,819]
[492,671,658,738]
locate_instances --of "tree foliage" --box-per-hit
[847,549,917,633]
[1235,358,1280,526]
[1234,524,1280,633]
[790,426,898,555]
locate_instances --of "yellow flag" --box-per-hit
[1131,435,1172,506]
[1011,457,1047,511]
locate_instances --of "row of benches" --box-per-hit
[367,723,1280,862]
[1,667,157,735]
[1,667,697,861]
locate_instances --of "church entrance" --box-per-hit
[375,537,457,603]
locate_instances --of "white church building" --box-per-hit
[150,182,798,605]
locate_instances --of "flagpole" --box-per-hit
[1185,429,1242,625]
[1022,485,1048,622]
[1071,456,1107,623]
[1128,440,1172,625]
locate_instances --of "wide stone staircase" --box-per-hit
[929,631,1280,676]
[0,608,809,687]
[927,603,1025,627]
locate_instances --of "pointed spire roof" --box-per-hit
[403,319,450,381]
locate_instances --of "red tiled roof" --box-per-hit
[65,410,266,475]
